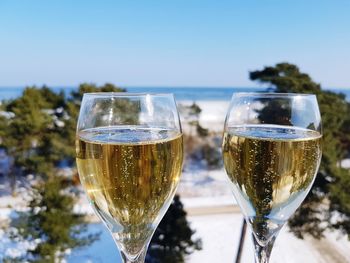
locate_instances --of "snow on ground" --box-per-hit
[341,159,350,169]
[181,195,235,209]
[178,168,233,197]
[0,207,12,220]
[178,101,230,132]
[0,228,40,262]
[187,213,241,262]
[69,187,350,263]
[187,212,350,263]
[65,208,350,263]
[327,230,350,260]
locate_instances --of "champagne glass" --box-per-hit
[76,93,183,263]
[222,93,322,263]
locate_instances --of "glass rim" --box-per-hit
[232,92,316,98]
[82,92,175,97]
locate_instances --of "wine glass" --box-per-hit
[222,93,322,263]
[76,93,183,263]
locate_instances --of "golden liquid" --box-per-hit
[76,127,183,255]
[222,125,322,244]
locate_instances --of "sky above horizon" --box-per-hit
[0,1,349,88]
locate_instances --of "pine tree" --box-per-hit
[147,195,202,263]
[8,176,98,262]
[250,63,350,238]
[0,85,116,261]
[64,83,126,160]
[1,87,68,193]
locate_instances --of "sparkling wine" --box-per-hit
[76,127,183,255]
[222,125,322,245]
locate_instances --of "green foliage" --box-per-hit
[250,62,350,239]
[187,103,202,128]
[147,195,202,263]
[1,87,68,176]
[65,83,126,159]
[180,102,202,130]
[188,103,201,115]
[70,82,125,102]
[250,63,321,94]
[9,176,98,262]
[201,143,222,169]
[256,100,292,126]
[196,123,209,137]
[0,84,126,261]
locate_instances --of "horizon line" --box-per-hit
[0,85,349,90]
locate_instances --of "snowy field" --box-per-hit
[178,100,230,132]
[4,209,349,263]
[66,203,350,263]
[53,186,350,263]
[188,212,350,263]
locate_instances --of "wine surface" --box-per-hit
[76,127,183,255]
[222,125,322,244]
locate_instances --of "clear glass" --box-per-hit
[76,93,184,263]
[222,93,322,263]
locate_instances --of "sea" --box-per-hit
[0,86,350,101]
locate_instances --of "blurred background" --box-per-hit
[0,1,349,262]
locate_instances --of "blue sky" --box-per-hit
[0,0,349,88]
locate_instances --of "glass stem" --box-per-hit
[253,235,276,263]
[120,247,147,263]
